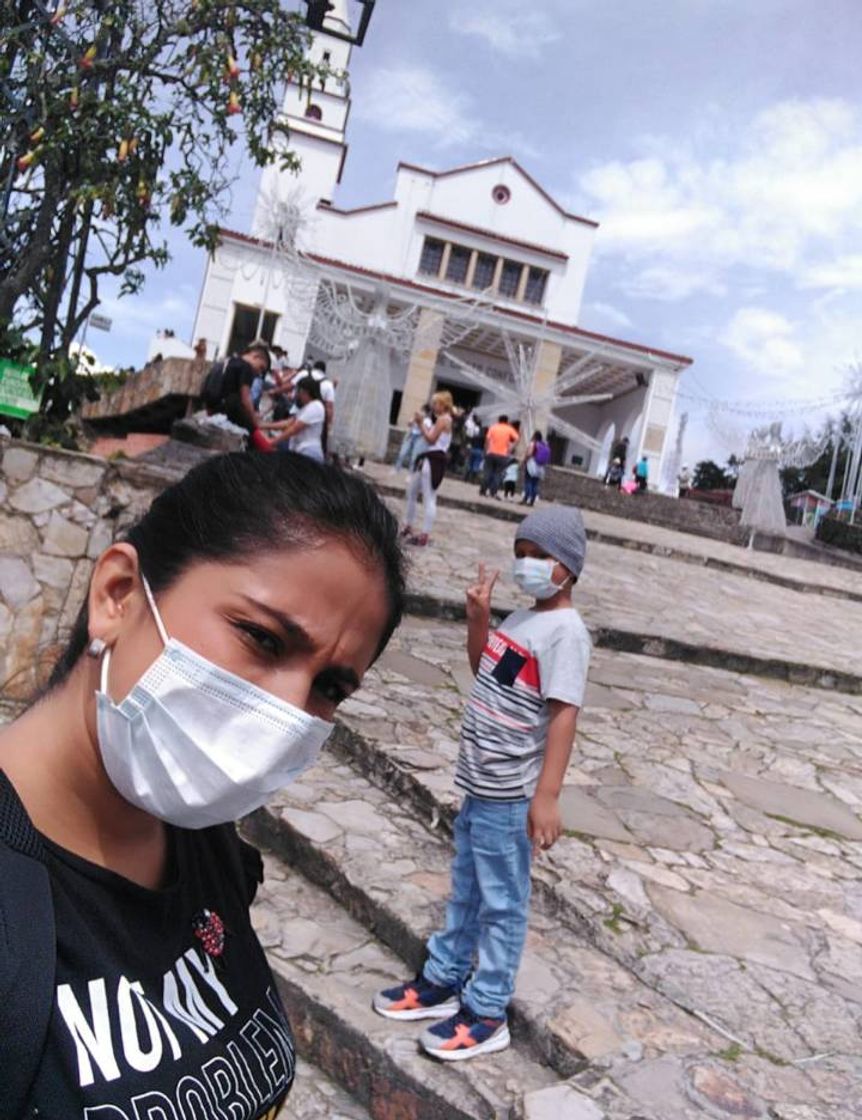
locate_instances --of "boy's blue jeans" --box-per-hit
[423,795,532,1020]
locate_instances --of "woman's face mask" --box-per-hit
[95,577,334,829]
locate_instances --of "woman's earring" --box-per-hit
[86,637,107,658]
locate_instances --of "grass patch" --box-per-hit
[753,1045,788,1067]
[603,902,626,934]
[716,1042,743,1062]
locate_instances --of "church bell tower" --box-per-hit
[253,0,358,231]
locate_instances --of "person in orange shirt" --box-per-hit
[479,415,520,498]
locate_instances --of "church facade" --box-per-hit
[192,2,690,482]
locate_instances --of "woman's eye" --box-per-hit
[237,623,283,657]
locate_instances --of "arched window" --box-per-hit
[304,104,323,121]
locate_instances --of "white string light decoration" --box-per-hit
[441,331,612,452]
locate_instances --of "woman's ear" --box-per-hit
[87,544,142,647]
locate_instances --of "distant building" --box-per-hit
[788,489,833,528]
[193,1,691,480]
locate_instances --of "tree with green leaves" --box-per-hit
[692,459,734,491]
[0,0,331,422]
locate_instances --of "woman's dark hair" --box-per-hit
[294,375,321,402]
[532,430,543,442]
[49,453,406,688]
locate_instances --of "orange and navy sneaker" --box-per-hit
[372,974,460,1021]
[419,1007,510,1061]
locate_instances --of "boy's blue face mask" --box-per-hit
[511,557,571,600]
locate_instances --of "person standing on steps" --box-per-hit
[502,457,519,500]
[402,390,454,547]
[521,430,551,506]
[373,505,591,1061]
[0,452,406,1117]
[607,434,629,482]
[479,414,519,499]
[635,453,649,492]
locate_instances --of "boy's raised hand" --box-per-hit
[466,562,499,622]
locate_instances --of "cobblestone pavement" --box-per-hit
[362,461,862,601]
[367,475,862,680]
[328,617,862,1118]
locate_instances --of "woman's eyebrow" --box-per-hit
[238,595,361,689]
[237,595,314,648]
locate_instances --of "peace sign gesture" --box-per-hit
[465,562,499,623]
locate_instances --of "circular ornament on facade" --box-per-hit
[491,184,511,204]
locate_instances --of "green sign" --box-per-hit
[0,359,41,419]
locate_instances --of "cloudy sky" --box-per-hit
[95,0,862,464]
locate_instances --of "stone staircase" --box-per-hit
[239,609,860,1119]
[243,737,728,1120]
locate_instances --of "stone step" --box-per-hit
[376,488,862,686]
[242,751,725,1087]
[317,615,862,1118]
[289,1055,375,1119]
[251,850,562,1120]
[403,590,862,696]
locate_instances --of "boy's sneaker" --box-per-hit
[419,1007,510,1061]
[372,975,460,1021]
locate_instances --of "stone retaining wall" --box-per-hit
[0,440,162,700]
[81,356,205,421]
[541,466,747,543]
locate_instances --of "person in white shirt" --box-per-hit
[403,390,454,547]
[261,376,326,461]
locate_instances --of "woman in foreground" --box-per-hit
[0,451,405,1119]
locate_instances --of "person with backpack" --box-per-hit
[522,430,551,506]
[0,452,406,1118]
[201,343,270,433]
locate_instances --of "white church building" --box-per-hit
[192,1,691,480]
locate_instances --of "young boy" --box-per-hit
[502,457,520,500]
[373,506,591,1060]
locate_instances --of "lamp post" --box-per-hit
[304,0,376,46]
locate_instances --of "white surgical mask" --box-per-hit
[95,577,333,828]
[512,556,570,601]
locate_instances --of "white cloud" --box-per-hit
[801,255,862,291]
[573,98,862,299]
[354,66,475,146]
[621,264,726,302]
[353,64,541,158]
[582,300,633,330]
[719,307,804,378]
[450,6,560,59]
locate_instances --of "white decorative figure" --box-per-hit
[441,331,612,453]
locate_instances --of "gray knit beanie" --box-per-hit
[514,505,587,578]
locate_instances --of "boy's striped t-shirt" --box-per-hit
[455,607,591,801]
